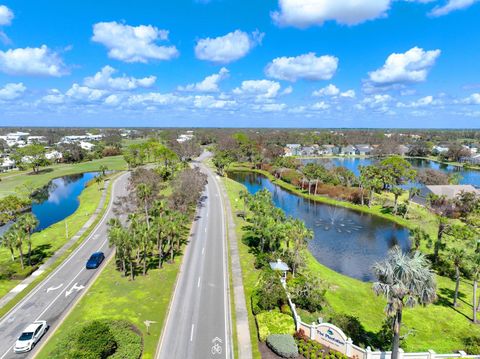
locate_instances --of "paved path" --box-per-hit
[156,157,233,359]
[218,175,253,359]
[0,172,129,359]
[0,179,110,310]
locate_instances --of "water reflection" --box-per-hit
[230,172,410,282]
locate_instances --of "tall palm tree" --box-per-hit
[433,216,449,264]
[137,183,153,229]
[19,213,38,266]
[287,218,313,277]
[471,253,480,323]
[449,247,467,307]
[2,230,16,261]
[11,226,26,269]
[99,165,108,176]
[372,246,436,359]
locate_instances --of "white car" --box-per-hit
[13,320,48,353]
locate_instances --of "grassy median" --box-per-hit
[224,174,480,353]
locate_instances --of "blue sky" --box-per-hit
[0,0,479,128]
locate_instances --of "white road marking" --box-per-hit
[46,284,63,293]
[190,324,195,342]
[205,227,207,233]
[65,282,85,297]
[202,247,205,255]
[197,277,201,288]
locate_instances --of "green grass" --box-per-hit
[0,173,118,318]
[224,177,262,359]
[36,257,181,359]
[224,172,480,353]
[0,175,110,299]
[0,156,127,198]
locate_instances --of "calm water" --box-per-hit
[302,157,480,187]
[31,172,99,231]
[230,172,410,282]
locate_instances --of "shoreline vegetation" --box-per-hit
[224,165,480,353]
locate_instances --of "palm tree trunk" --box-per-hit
[9,246,15,261]
[122,258,127,276]
[473,280,477,323]
[391,308,403,359]
[130,259,135,280]
[18,247,24,270]
[27,234,32,266]
[454,265,460,307]
[434,223,445,264]
[315,179,319,195]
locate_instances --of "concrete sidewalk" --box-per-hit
[0,180,110,311]
[217,175,253,359]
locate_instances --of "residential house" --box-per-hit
[413,184,479,206]
[0,157,16,171]
[177,131,194,143]
[396,145,410,156]
[433,145,449,154]
[318,144,337,156]
[27,136,47,144]
[355,144,373,156]
[46,150,63,162]
[340,145,356,156]
[79,141,95,151]
[284,144,301,157]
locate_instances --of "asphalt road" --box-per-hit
[157,159,233,359]
[0,172,129,359]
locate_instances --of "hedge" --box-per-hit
[256,310,296,341]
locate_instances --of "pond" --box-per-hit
[302,157,480,187]
[230,171,410,282]
[0,172,99,236]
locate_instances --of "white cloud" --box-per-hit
[66,84,108,102]
[194,30,264,64]
[459,93,480,105]
[233,80,281,100]
[104,94,121,106]
[193,95,237,109]
[281,86,293,95]
[312,84,355,98]
[271,0,391,27]
[178,67,229,92]
[92,22,179,63]
[368,47,441,85]
[41,89,65,104]
[84,66,156,91]
[265,53,338,82]
[0,45,68,76]
[397,95,442,108]
[0,82,25,100]
[0,5,13,26]
[311,101,330,110]
[127,92,188,106]
[252,103,286,112]
[361,94,394,113]
[430,0,479,16]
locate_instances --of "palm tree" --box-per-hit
[372,246,436,359]
[286,218,313,277]
[433,216,449,264]
[137,183,153,229]
[19,214,38,266]
[449,247,467,307]
[99,165,108,176]
[2,230,16,261]
[471,253,480,323]
[11,226,26,269]
[391,187,403,215]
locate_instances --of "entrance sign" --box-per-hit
[315,323,347,351]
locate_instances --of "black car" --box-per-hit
[86,252,105,269]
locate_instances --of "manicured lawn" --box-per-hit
[224,177,263,359]
[0,156,127,198]
[0,178,107,299]
[225,172,480,353]
[36,257,181,359]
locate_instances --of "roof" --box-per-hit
[269,259,289,271]
[355,144,372,151]
[425,185,479,199]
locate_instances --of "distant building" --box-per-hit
[397,145,410,156]
[284,144,301,157]
[177,131,194,143]
[0,132,30,147]
[433,145,449,154]
[413,185,480,206]
[79,141,95,151]
[27,136,47,144]
[318,144,338,156]
[0,157,16,171]
[340,145,356,156]
[355,144,373,156]
[45,150,63,162]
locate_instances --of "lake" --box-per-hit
[302,157,480,187]
[0,172,99,236]
[230,171,410,282]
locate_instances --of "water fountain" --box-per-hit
[314,207,363,233]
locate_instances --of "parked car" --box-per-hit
[86,251,105,269]
[13,320,48,353]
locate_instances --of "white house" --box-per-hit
[433,145,449,153]
[46,150,63,162]
[284,144,301,157]
[340,145,356,156]
[0,157,16,171]
[27,136,47,144]
[79,141,95,151]
[355,144,373,156]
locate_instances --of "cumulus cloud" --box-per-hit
[194,30,264,64]
[459,93,480,105]
[0,45,68,76]
[312,84,356,98]
[430,0,479,16]
[84,66,156,91]
[397,95,442,108]
[66,84,108,102]
[92,22,179,63]
[252,103,286,112]
[127,92,188,107]
[311,101,330,110]
[233,80,281,100]
[0,5,13,26]
[265,53,338,82]
[178,67,229,92]
[367,47,441,86]
[271,0,391,27]
[193,95,237,109]
[41,89,65,104]
[0,82,25,100]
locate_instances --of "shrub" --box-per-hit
[256,311,296,341]
[48,320,142,359]
[255,269,288,311]
[464,336,480,355]
[288,274,326,313]
[266,334,299,359]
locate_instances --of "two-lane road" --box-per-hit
[0,172,129,359]
[157,159,233,359]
